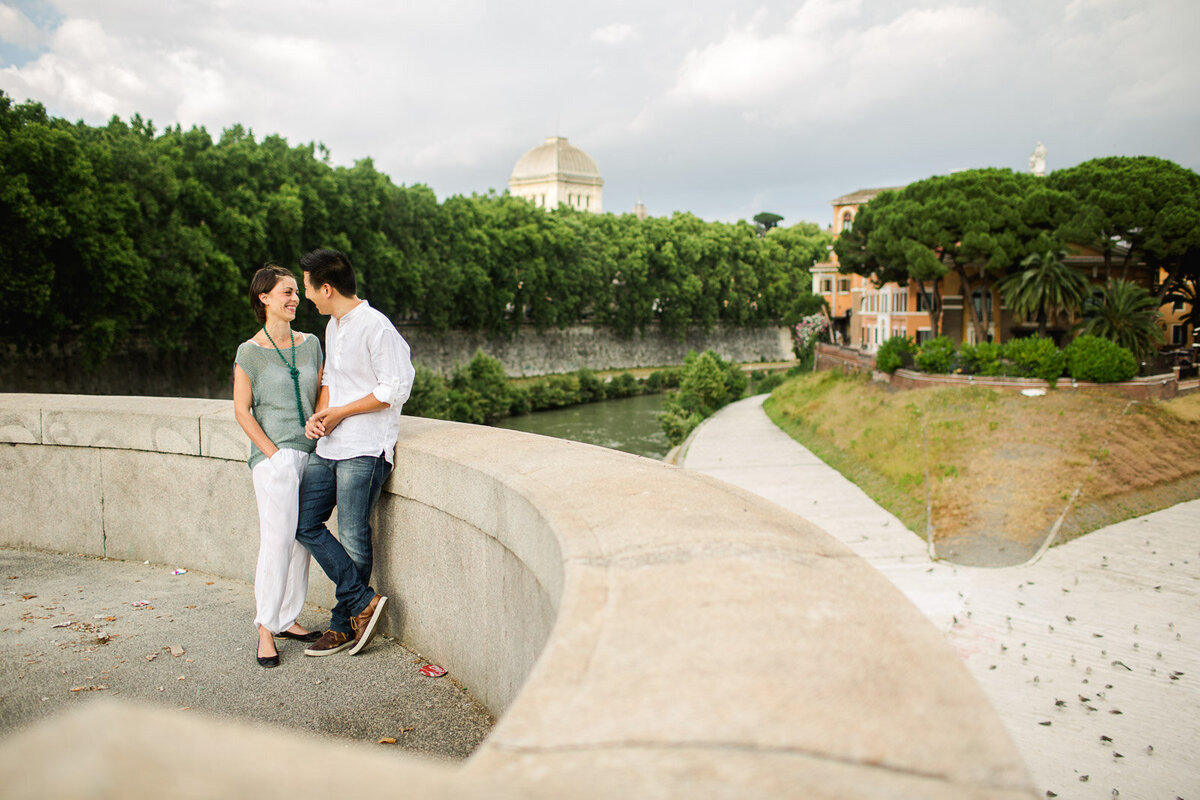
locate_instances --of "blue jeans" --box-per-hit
[295,452,392,633]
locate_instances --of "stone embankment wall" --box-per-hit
[399,322,795,376]
[0,324,795,398]
[0,394,1036,800]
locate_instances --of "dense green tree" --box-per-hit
[1080,279,1165,361]
[0,90,828,367]
[753,211,783,236]
[998,249,1091,338]
[1048,156,1200,298]
[835,170,1077,342]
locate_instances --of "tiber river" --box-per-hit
[494,393,670,460]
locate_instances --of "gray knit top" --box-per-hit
[234,334,323,470]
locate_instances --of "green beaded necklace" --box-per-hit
[262,326,306,428]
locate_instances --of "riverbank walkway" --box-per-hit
[680,394,1199,800]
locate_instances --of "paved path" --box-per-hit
[682,394,1200,800]
[0,550,493,760]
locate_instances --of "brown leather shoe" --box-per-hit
[347,594,387,656]
[303,629,353,657]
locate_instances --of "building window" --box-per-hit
[820,278,833,293]
[893,292,907,313]
[841,211,853,233]
[972,289,993,318]
[916,329,933,344]
[837,278,850,293]
[916,291,931,312]
[1173,325,1187,345]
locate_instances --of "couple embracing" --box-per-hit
[233,248,414,668]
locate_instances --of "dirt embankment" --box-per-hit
[764,372,1200,565]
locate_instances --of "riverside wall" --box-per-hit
[398,322,796,376]
[0,393,1036,800]
[1,324,795,398]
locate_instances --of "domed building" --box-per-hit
[508,136,603,213]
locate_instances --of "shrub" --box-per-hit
[528,374,581,410]
[607,372,640,398]
[913,336,957,374]
[875,335,915,374]
[1002,336,1066,384]
[448,350,514,423]
[645,367,682,392]
[658,350,746,445]
[659,408,703,447]
[405,363,450,419]
[576,368,606,403]
[958,341,1004,376]
[680,352,729,414]
[506,385,531,416]
[1064,335,1138,383]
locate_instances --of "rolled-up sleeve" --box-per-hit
[369,326,415,407]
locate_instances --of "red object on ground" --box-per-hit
[419,664,447,677]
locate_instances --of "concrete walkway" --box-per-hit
[0,549,493,759]
[681,394,1199,800]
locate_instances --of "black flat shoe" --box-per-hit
[275,629,322,643]
[257,644,280,668]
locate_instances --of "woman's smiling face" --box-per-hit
[260,275,300,322]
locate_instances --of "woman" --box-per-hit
[233,265,324,667]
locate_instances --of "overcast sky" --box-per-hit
[2,0,1198,228]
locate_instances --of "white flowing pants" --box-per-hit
[251,448,311,634]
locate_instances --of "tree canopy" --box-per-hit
[834,160,1200,345]
[834,168,1077,343]
[0,92,829,365]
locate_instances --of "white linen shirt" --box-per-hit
[317,299,415,465]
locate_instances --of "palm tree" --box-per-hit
[998,249,1090,338]
[1079,278,1165,360]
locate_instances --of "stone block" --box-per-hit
[40,395,227,455]
[200,406,251,462]
[99,449,258,578]
[0,394,42,443]
[0,444,103,555]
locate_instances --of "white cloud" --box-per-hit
[0,3,42,48]
[591,23,635,45]
[0,0,1196,227]
[671,2,1008,119]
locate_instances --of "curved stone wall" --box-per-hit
[0,394,1035,799]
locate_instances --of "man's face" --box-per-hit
[302,272,330,315]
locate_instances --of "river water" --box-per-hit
[494,393,670,459]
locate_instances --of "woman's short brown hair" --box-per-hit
[249,264,296,325]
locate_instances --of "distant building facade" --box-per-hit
[509,136,603,213]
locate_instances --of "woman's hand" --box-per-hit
[306,406,344,439]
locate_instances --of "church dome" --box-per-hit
[510,136,602,185]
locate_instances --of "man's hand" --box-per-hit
[305,407,344,439]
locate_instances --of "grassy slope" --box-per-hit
[763,371,1200,547]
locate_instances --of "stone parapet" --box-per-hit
[0,393,1035,799]
[889,369,1181,400]
[815,342,876,374]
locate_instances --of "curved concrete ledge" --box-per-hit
[0,394,1035,799]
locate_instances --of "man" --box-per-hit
[295,248,416,657]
